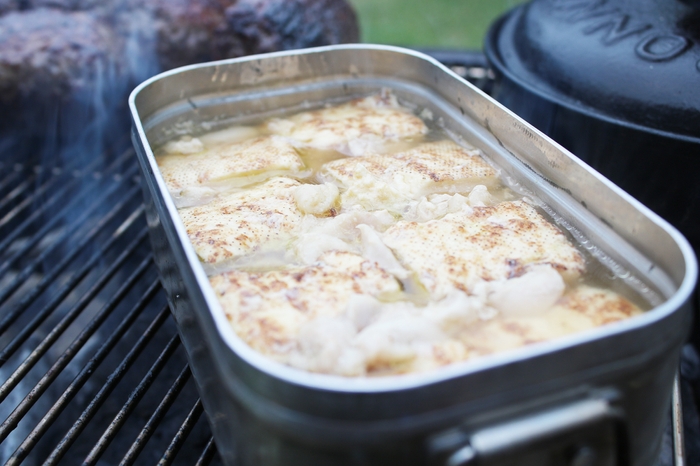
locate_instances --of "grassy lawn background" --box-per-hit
[347,0,524,50]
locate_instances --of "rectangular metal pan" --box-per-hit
[129,45,697,466]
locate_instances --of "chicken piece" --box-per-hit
[267,90,428,156]
[357,224,409,279]
[210,250,401,360]
[321,140,499,213]
[347,291,480,374]
[178,177,304,266]
[158,135,305,207]
[288,289,482,376]
[383,200,585,298]
[486,265,566,317]
[403,193,471,222]
[465,285,642,356]
[290,208,395,264]
[293,182,339,215]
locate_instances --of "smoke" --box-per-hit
[0,0,358,170]
[0,1,358,462]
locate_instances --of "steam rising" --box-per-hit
[0,0,359,168]
[0,1,358,462]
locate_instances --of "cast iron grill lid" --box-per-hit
[0,51,692,465]
[484,0,700,252]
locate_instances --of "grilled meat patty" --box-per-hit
[0,9,124,101]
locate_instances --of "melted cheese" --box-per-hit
[383,200,585,298]
[178,177,304,265]
[210,251,402,364]
[157,90,646,378]
[267,91,428,156]
[158,136,305,207]
[321,140,499,213]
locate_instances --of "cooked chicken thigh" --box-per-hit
[210,251,401,363]
[158,135,305,207]
[321,139,499,212]
[178,177,305,266]
[267,90,428,156]
[382,200,586,299]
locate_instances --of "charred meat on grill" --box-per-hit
[0,0,359,72]
[225,0,359,55]
[122,0,359,71]
[0,9,124,102]
[0,0,359,163]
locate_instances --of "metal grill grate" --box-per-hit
[0,52,694,466]
[0,142,223,465]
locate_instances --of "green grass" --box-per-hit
[347,0,524,49]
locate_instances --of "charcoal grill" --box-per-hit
[0,51,697,466]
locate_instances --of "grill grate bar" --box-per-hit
[0,215,146,339]
[0,228,148,389]
[0,254,153,442]
[195,437,218,466]
[120,364,192,465]
[0,178,54,244]
[0,151,136,271]
[5,278,162,464]
[0,180,141,307]
[159,399,205,466]
[0,170,32,212]
[0,151,110,240]
[45,305,171,465]
[0,165,23,193]
[84,334,182,465]
[1,138,128,199]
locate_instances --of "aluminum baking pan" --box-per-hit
[129,45,697,466]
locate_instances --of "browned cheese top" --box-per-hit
[157,91,645,377]
[383,200,586,298]
[266,91,429,156]
[321,140,500,212]
[178,177,304,266]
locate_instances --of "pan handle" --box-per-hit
[431,398,626,466]
[672,373,685,466]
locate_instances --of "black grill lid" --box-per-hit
[488,0,700,141]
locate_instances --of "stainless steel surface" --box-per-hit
[439,399,619,466]
[129,44,698,466]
